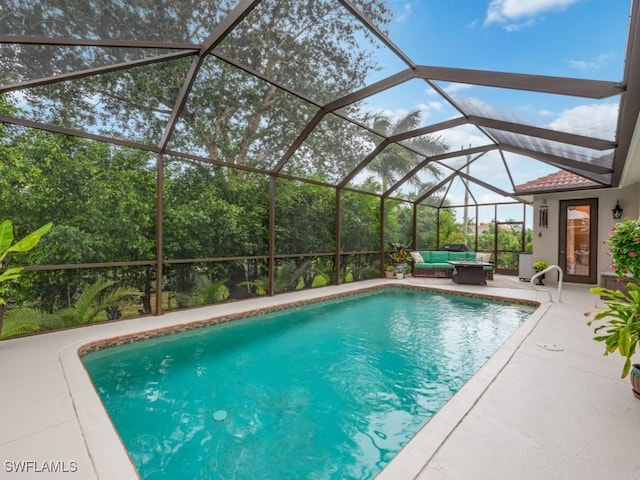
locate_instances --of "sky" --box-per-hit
[349,0,633,222]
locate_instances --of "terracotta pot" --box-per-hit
[384,271,394,279]
[631,364,640,400]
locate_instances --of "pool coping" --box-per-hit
[57,281,544,480]
[376,290,547,479]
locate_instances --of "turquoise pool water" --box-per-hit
[82,288,534,479]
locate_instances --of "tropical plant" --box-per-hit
[606,218,640,280]
[388,241,410,264]
[175,274,230,308]
[586,283,640,378]
[585,218,640,378]
[0,220,53,306]
[1,279,141,338]
[239,260,331,296]
[533,261,548,272]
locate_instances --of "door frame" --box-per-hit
[558,198,598,284]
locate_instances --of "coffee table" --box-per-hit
[448,261,492,286]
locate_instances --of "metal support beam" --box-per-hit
[338,139,390,188]
[0,35,198,50]
[385,145,497,197]
[0,50,195,93]
[338,0,415,70]
[158,0,263,153]
[500,145,612,175]
[155,153,164,316]
[612,0,640,186]
[324,69,414,111]
[414,65,623,99]
[467,115,616,151]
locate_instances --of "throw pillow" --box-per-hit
[410,251,424,263]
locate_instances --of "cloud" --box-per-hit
[503,17,539,31]
[485,0,580,29]
[567,53,613,71]
[437,123,490,151]
[568,60,596,69]
[546,102,619,139]
[371,100,446,127]
[466,19,480,30]
[374,107,410,125]
[391,2,415,23]
[418,101,444,114]
[440,82,475,95]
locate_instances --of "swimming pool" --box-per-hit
[82,287,534,479]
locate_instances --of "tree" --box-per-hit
[1,0,393,177]
[340,191,380,252]
[438,208,465,247]
[416,205,440,250]
[0,1,424,321]
[0,130,156,311]
[274,179,335,289]
[369,110,448,192]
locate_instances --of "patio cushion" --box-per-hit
[430,263,455,269]
[419,251,432,262]
[448,252,468,261]
[414,262,454,269]
[430,251,449,263]
[413,249,494,278]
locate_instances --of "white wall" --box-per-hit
[531,183,640,284]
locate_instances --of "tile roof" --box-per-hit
[514,170,599,193]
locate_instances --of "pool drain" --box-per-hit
[537,343,564,351]
[213,410,228,422]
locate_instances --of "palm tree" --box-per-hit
[369,109,448,192]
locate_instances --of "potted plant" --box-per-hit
[585,219,640,394]
[394,266,405,280]
[0,220,53,335]
[388,242,409,274]
[532,261,548,285]
[384,264,395,279]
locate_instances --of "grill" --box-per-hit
[440,243,474,252]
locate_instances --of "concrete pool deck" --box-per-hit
[1,276,639,479]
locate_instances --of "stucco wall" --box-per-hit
[530,183,640,284]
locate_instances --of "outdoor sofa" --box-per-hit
[410,250,494,280]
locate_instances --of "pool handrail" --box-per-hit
[530,265,563,302]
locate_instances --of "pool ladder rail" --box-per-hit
[530,265,563,303]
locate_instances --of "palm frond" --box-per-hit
[99,285,142,310]
[393,109,422,134]
[68,279,116,324]
[372,112,392,134]
[0,319,41,338]
[2,306,49,337]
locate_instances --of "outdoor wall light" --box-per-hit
[612,200,623,219]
